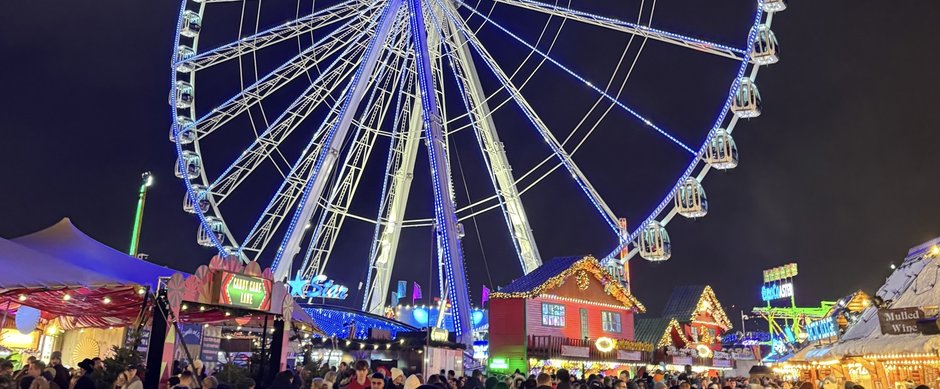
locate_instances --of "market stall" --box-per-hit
[488,255,651,376]
[634,285,736,374]
[772,237,940,389]
[0,218,176,365]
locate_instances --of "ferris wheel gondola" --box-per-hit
[167,0,786,340]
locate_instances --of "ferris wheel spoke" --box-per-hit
[189,15,372,141]
[454,1,697,156]
[300,18,413,278]
[178,0,374,72]
[363,57,421,314]
[437,0,620,233]
[430,7,543,274]
[238,110,343,262]
[209,33,374,203]
[483,0,746,61]
[270,0,406,281]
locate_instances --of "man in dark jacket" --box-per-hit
[465,370,484,389]
[49,352,70,389]
[536,373,552,389]
[555,370,572,389]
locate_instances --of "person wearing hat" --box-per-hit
[72,359,96,389]
[122,365,143,389]
[404,375,422,389]
[388,369,405,389]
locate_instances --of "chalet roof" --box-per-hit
[661,285,733,329]
[634,317,671,345]
[492,255,645,312]
[662,285,707,319]
[498,256,583,294]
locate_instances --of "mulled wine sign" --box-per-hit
[215,271,273,311]
[878,307,925,335]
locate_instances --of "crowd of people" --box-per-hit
[6,356,935,389]
[0,352,140,389]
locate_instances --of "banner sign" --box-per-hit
[806,317,838,341]
[431,328,450,343]
[763,263,798,283]
[561,345,590,358]
[201,326,222,365]
[713,359,732,368]
[217,272,272,311]
[671,356,694,365]
[289,274,349,300]
[878,307,925,335]
[761,282,794,302]
[713,351,731,360]
[617,350,642,361]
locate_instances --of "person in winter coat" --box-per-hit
[388,369,405,389]
[121,365,143,389]
[71,360,96,389]
[269,371,295,389]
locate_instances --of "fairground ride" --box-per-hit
[168,0,788,343]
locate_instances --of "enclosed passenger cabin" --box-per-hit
[221,246,249,262]
[171,116,196,144]
[180,11,202,38]
[762,0,787,13]
[176,46,197,73]
[637,221,671,262]
[197,216,226,247]
[175,150,203,180]
[173,81,195,109]
[750,25,779,65]
[675,178,708,218]
[704,129,738,170]
[183,184,211,214]
[731,78,761,118]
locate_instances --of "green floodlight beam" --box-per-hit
[129,172,154,256]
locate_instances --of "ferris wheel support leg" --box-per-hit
[363,97,425,314]
[271,0,404,282]
[408,0,472,343]
[444,17,542,275]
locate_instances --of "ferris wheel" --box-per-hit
[169,0,786,340]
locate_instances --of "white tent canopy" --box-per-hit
[0,218,177,290]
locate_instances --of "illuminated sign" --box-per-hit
[695,344,713,358]
[431,328,450,343]
[806,317,837,341]
[595,337,615,353]
[289,274,349,300]
[489,358,508,370]
[761,282,793,301]
[763,263,798,283]
[878,307,925,335]
[218,272,272,311]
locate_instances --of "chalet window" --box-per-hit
[541,303,565,327]
[602,311,621,333]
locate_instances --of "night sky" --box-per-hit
[2,0,939,326]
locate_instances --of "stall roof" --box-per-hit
[303,304,417,339]
[2,218,178,289]
[634,318,671,345]
[807,237,940,359]
[0,237,101,289]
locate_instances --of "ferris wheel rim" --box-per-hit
[168,0,778,277]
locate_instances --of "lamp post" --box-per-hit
[129,172,154,256]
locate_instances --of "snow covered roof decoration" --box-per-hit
[807,236,940,359]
